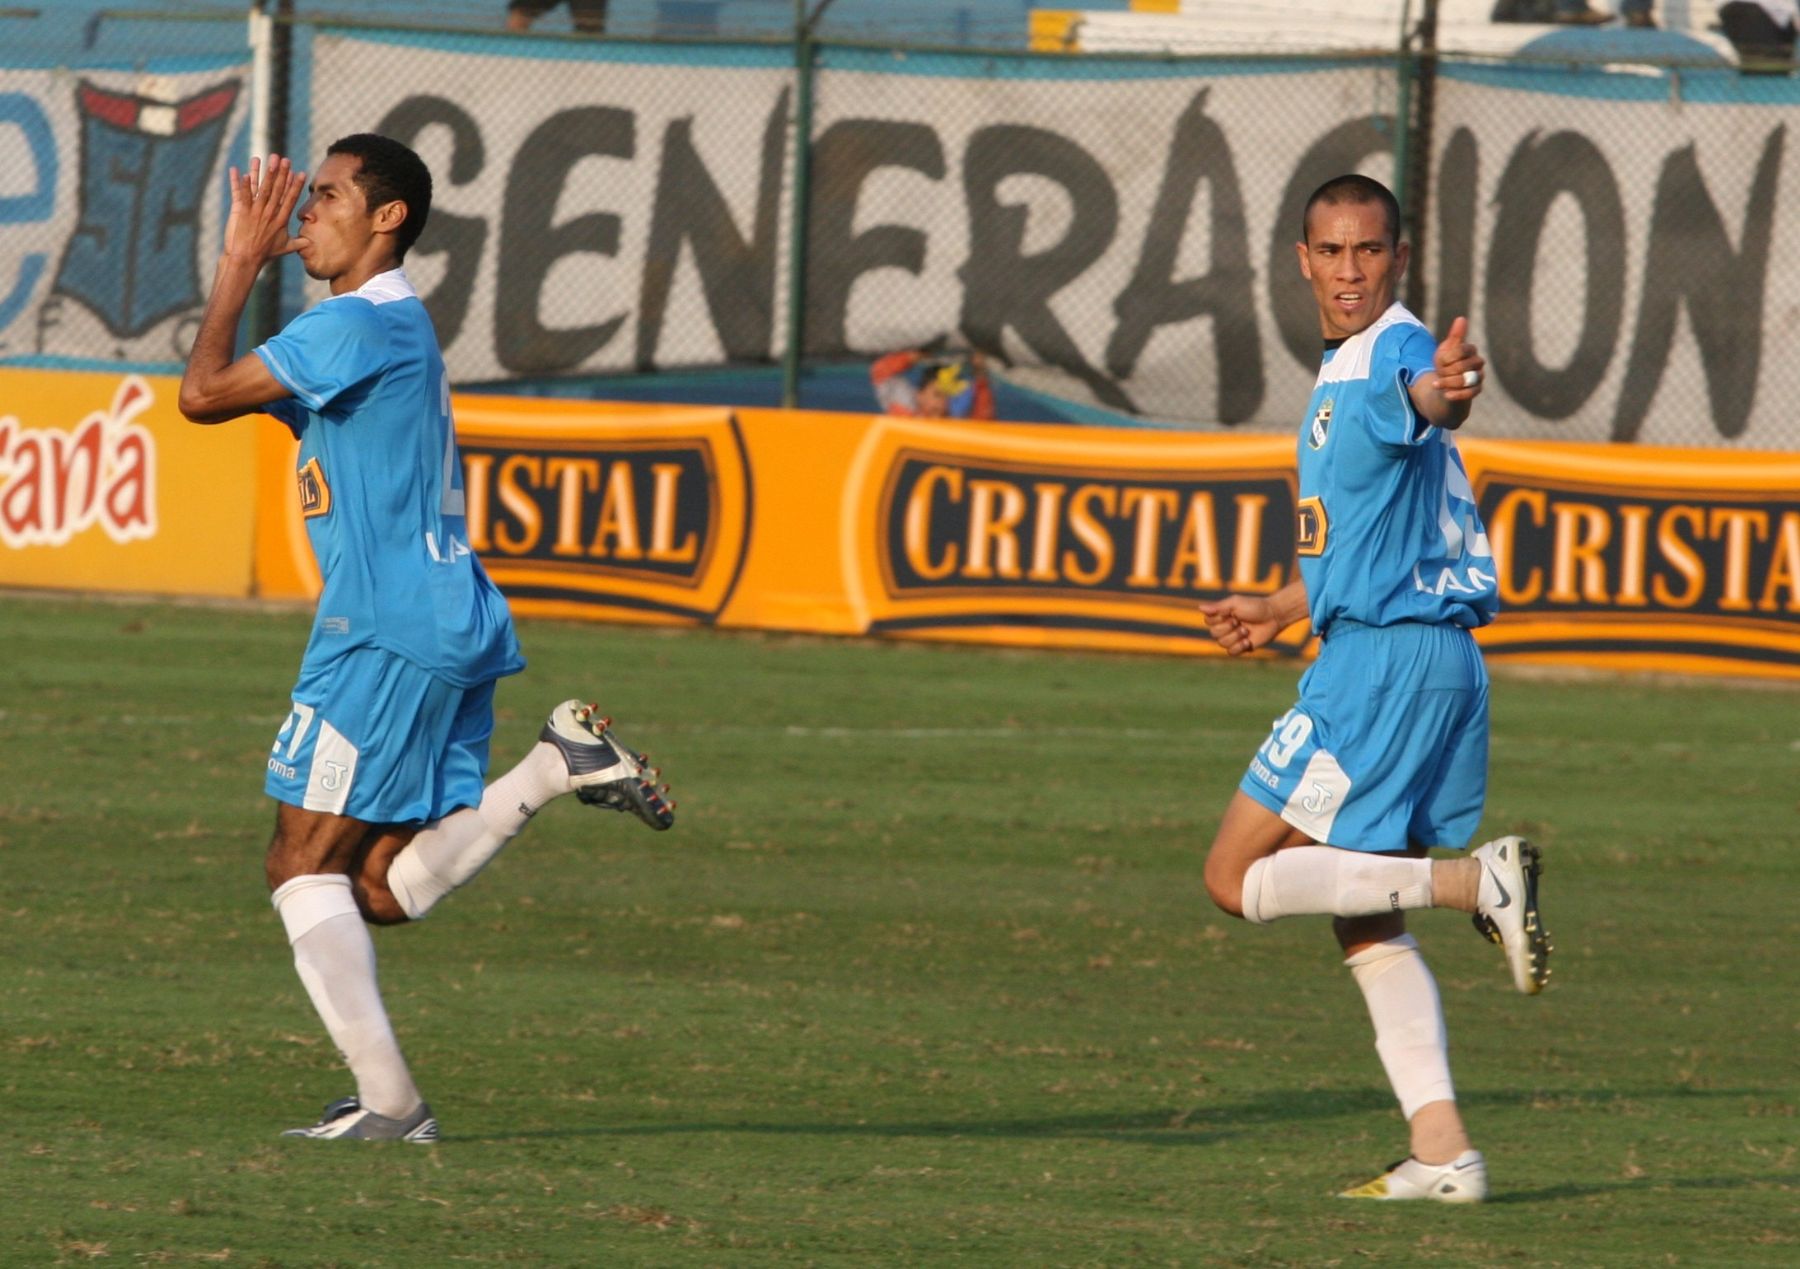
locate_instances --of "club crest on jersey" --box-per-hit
[297,457,331,519]
[1308,399,1333,450]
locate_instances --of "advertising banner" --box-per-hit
[239,388,1800,681]
[0,62,250,368]
[8,368,1791,680]
[0,368,258,596]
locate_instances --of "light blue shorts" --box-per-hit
[1238,620,1489,853]
[264,646,496,825]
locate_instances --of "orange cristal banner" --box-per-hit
[4,369,1797,681]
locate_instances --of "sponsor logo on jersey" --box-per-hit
[1296,495,1327,558]
[297,457,331,519]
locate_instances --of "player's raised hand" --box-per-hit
[1432,315,1485,401]
[223,155,308,265]
[1199,594,1282,657]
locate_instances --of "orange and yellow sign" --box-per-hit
[5,368,1796,682]
[0,368,258,597]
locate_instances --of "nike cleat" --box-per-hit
[1471,835,1551,995]
[282,1096,439,1143]
[1339,1150,1488,1202]
[541,700,675,831]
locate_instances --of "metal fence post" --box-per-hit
[248,0,293,347]
[1399,0,1438,320]
[781,1,837,410]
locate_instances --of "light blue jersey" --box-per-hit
[1297,303,1498,635]
[1236,303,1497,851]
[255,269,523,688]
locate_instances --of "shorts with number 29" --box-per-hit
[1237,620,1488,854]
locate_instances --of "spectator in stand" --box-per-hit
[507,0,607,34]
[870,348,995,420]
[1717,0,1798,64]
[1491,2,1641,23]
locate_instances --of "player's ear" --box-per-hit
[1394,239,1411,281]
[372,198,408,238]
[1295,239,1312,281]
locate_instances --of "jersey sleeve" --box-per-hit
[254,297,388,412]
[1365,323,1439,450]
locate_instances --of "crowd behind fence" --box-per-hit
[2,4,1798,449]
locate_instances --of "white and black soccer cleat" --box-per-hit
[1471,835,1552,995]
[282,1096,439,1143]
[1339,1150,1488,1202]
[541,700,675,831]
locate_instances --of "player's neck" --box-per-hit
[329,252,402,296]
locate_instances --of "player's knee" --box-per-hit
[1202,852,1248,919]
[1334,912,1406,952]
[355,879,411,926]
[264,834,314,892]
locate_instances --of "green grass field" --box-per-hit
[2,595,1795,1266]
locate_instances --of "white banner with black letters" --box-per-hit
[299,32,1800,450]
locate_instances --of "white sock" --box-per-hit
[1240,847,1434,924]
[272,874,421,1119]
[1345,933,1455,1120]
[386,742,569,920]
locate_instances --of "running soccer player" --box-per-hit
[1197,174,1551,1203]
[179,135,674,1142]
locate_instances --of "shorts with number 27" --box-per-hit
[264,645,495,825]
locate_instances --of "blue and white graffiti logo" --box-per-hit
[50,79,240,342]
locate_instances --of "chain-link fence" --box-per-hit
[4,3,1798,448]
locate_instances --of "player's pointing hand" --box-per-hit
[1433,315,1485,401]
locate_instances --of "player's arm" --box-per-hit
[1406,315,1484,432]
[1199,578,1309,656]
[179,156,308,425]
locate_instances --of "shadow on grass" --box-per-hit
[453,1108,1240,1147]
[447,1083,1766,1147]
[1487,1173,1800,1204]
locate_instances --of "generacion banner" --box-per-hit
[301,30,1800,449]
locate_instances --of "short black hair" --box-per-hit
[1302,174,1401,247]
[326,133,432,260]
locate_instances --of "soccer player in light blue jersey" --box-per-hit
[1198,175,1552,1203]
[180,135,674,1143]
